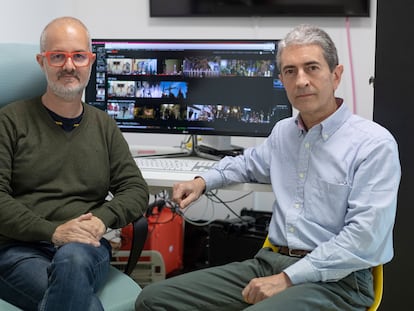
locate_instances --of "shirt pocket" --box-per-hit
[306,177,350,232]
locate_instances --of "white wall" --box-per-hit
[0,0,378,216]
[1,0,377,121]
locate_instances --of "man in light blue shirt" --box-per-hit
[136,24,401,311]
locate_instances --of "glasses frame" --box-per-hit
[41,51,94,67]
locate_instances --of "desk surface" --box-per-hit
[135,157,272,193]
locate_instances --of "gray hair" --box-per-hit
[39,16,92,52]
[276,24,339,72]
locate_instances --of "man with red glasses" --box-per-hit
[0,17,149,310]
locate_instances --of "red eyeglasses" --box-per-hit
[41,51,94,67]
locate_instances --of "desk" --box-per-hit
[141,170,272,193]
[135,157,272,193]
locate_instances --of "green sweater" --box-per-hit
[0,97,149,245]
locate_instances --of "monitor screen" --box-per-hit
[149,0,370,17]
[85,39,292,143]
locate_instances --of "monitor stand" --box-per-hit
[191,135,244,160]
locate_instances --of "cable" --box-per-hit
[179,215,215,227]
[147,188,254,227]
[204,191,245,221]
[205,189,253,204]
[345,16,357,114]
[177,196,217,226]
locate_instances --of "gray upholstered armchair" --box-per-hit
[0,43,148,311]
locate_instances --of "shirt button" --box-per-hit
[299,173,305,179]
[294,203,300,209]
[289,226,295,233]
[305,142,310,149]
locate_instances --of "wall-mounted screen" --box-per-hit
[149,0,370,17]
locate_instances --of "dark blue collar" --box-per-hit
[45,106,84,132]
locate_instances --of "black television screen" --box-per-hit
[149,0,370,17]
[85,39,292,150]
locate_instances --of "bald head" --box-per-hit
[40,16,91,52]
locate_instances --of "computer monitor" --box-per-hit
[85,39,292,156]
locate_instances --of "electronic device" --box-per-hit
[135,157,216,173]
[208,210,271,267]
[149,0,370,17]
[85,38,292,155]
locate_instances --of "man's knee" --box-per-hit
[54,242,109,265]
[50,242,110,284]
[135,283,161,310]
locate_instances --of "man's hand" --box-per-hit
[242,272,292,305]
[52,213,106,247]
[172,177,206,209]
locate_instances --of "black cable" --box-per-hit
[147,189,253,227]
[205,189,253,204]
[205,191,245,221]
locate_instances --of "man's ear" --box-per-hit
[36,54,45,71]
[91,53,97,65]
[332,64,344,90]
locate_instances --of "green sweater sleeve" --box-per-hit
[90,117,149,228]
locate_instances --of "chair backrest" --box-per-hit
[0,43,46,108]
[262,236,383,311]
[262,235,278,252]
[367,265,383,311]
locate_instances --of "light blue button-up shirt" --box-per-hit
[201,102,401,284]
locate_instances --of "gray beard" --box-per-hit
[46,70,91,101]
[49,83,84,101]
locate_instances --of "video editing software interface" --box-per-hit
[85,39,292,137]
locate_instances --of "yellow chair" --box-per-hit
[262,237,383,311]
[367,265,383,311]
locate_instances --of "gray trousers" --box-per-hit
[135,248,374,311]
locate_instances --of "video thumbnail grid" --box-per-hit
[105,56,275,77]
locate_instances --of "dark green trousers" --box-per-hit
[135,248,374,311]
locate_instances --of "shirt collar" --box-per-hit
[294,98,351,140]
[295,116,307,137]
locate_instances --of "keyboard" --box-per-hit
[135,157,216,173]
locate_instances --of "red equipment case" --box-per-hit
[121,205,184,275]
